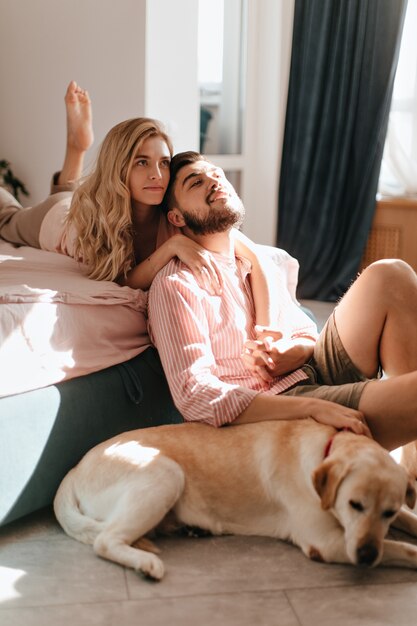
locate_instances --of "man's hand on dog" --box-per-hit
[306,398,372,438]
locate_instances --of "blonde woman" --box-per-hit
[0,81,279,326]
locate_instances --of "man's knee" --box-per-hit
[357,260,416,314]
[362,259,415,292]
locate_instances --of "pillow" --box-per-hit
[257,244,300,303]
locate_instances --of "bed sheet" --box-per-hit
[0,241,150,397]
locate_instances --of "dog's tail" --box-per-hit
[53,469,104,545]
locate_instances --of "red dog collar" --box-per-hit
[324,436,335,458]
[324,429,350,458]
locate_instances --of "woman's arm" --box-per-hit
[232,229,318,378]
[231,229,281,327]
[120,233,223,293]
[148,270,257,427]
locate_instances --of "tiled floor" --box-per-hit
[2,508,417,625]
[3,300,417,625]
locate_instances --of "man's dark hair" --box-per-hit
[162,151,206,213]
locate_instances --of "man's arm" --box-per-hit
[148,267,258,427]
[148,266,370,435]
[233,392,371,436]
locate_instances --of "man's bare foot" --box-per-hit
[65,80,94,153]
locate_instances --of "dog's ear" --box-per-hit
[406,478,416,510]
[312,458,350,510]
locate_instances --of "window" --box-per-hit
[378,0,417,197]
[198,0,246,157]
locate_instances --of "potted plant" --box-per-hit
[0,160,29,201]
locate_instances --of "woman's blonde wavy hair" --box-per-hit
[66,117,173,282]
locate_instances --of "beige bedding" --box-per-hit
[0,241,150,397]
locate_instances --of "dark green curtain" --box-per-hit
[277,0,407,301]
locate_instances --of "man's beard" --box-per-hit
[181,199,245,235]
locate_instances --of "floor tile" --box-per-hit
[3,498,417,625]
[0,508,60,546]
[0,536,128,608]
[287,581,417,626]
[0,591,299,626]
[124,535,417,600]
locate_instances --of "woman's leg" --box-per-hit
[58,80,93,185]
[0,188,23,230]
[0,81,94,247]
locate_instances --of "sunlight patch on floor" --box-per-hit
[0,566,26,602]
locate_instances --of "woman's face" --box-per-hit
[128,136,171,209]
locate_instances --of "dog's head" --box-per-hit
[312,434,416,567]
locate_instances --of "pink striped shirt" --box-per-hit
[148,252,315,427]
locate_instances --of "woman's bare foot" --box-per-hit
[65,80,94,152]
[58,81,94,185]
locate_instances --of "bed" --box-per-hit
[0,239,303,526]
[0,241,184,526]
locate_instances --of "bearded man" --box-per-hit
[148,151,417,452]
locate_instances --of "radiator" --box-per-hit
[360,224,402,271]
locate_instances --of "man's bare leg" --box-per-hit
[357,372,417,450]
[332,259,417,450]
[58,81,94,186]
[334,259,417,378]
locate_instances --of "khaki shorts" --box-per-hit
[281,311,377,409]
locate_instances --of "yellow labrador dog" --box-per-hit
[54,419,417,580]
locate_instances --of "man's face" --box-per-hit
[170,161,245,235]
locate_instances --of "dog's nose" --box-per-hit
[357,543,379,566]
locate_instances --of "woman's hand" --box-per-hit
[169,234,223,295]
[242,327,314,381]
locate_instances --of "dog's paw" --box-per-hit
[136,553,165,581]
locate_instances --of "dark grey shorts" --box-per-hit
[281,310,375,409]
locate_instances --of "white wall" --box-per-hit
[188,0,295,246]
[242,0,294,245]
[145,0,199,153]
[1,0,292,247]
[0,0,147,203]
